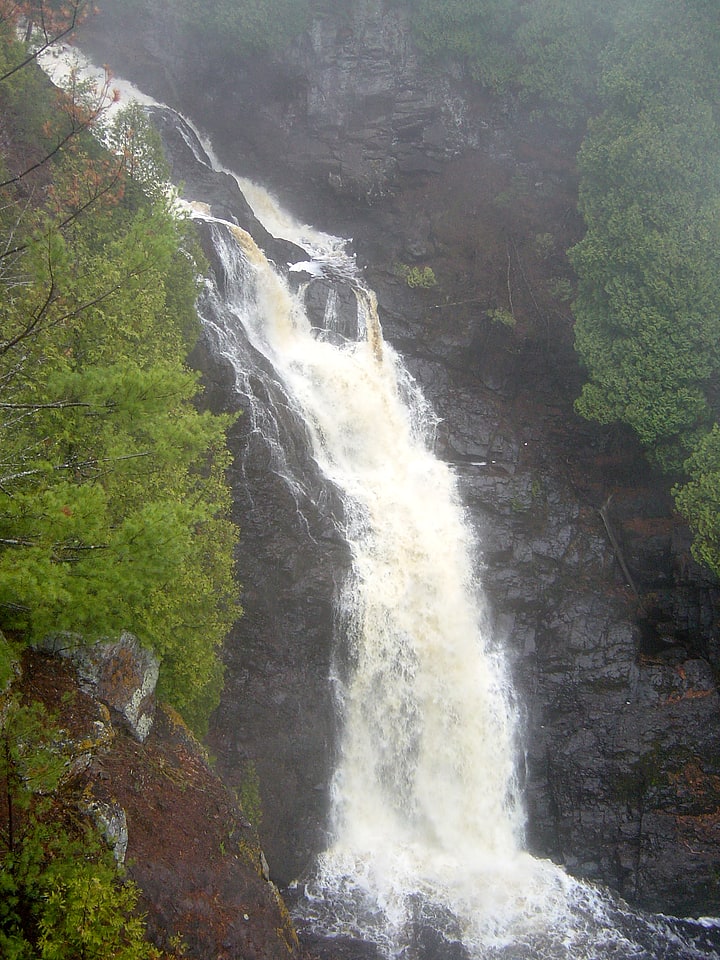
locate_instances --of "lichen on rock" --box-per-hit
[36,631,159,742]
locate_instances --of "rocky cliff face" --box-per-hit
[78,0,720,919]
[4,641,299,960]
[372,256,720,916]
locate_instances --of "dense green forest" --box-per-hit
[0,2,238,954]
[0,0,238,733]
[0,0,238,729]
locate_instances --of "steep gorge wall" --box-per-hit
[78,0,720,916]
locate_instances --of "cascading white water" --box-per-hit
[189,202,695,960]
[40,49,720,960]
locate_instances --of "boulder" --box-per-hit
[87,798,129,864]
[37,632,159,742]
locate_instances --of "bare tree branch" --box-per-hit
[0,250,153,358]
[0,400,91,409]
[0,0,87,84]
[0,158,125,263]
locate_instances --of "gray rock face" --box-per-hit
[77,0,720,917]
[38,632,159,742]
[197,320,350,884]
[186,232,351,883]
[87,798,129,864]
[80,0,486,208]
[281,0,457,199]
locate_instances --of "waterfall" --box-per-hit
[41,49,720,960]
[195,192,570,958]
[192,175,718,960]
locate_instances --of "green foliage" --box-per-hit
[0,693,160,959]
[675,428,720,580]
[0,49,239,733]
[105,101,171,206]
[115,0,311,54]
[398,0,621,115]
[399,0,719,124]
[0,635,17,693]
[395,262,437,289]
[486,307,516,329]
[545,278,573,303]
[570,1,720,471]
[37,860,155,960]
[493,171,529,208]
[0,697,67,842]
[402,0,522,89]
[514,0,621,120]
[533,233,555,260]
[238,760,263,828]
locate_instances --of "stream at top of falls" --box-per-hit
[42,48,720,960]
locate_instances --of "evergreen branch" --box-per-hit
[0,451,152,487]
[0,256,153,357]
[0,162,125,263]
[0,401,91,409]
[0,235,56,356]
[0,122,88,189]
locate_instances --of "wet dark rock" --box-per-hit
[303,278,360,342]
[296,929,381,960]
[147,107,308,270]
[192,324,351,886]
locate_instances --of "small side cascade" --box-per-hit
[229,223,267,268]
[356,286,384,363]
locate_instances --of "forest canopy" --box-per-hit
[0,2,239,735]
[566,2,720,576]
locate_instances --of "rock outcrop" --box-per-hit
[7,646,299,960]
[37,631,159,742]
